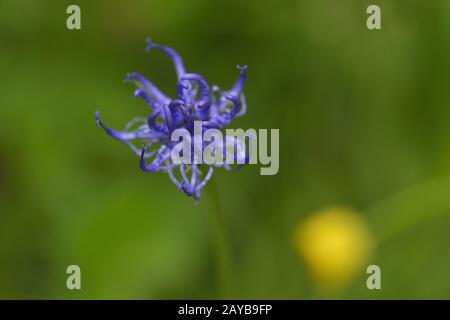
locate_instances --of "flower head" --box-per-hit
[95,39,248,199]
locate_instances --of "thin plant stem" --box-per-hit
[205,179,234,298]
[366,175,450,245]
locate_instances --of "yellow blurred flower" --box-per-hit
[294,207,373,290]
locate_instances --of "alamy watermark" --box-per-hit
[66,5,81,30]
[169,121,279,175]
[66,265,81,290]
[366,264,381,290]
[366,5,381,30]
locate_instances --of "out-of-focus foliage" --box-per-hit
[294,207,373,291]
[1,0,450,299]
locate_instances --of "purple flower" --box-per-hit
[95,39,248,199]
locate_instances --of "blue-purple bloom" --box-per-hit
[95,40,248,199]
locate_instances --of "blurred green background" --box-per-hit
[1,0,450,299]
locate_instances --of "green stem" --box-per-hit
[205,180,234,298]
[366,175,450,244]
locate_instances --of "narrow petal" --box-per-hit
[126,72,170,105]
[147,111,169,134]
[181,73,211,109]
[180,164,190,187]
[168,167,183,189]
[124,117,147,131]
[195,166,214,192]
[173,100,194,128]
[162,104,175,132]
[224,94,241,118]
[179,165,194,197]
[236,93,247,117]
[139,145,171,172]
[95,111,152,140]
[190,163,199,190]
[134,88,161,110]
[228,65,248,97]
[180,182,193,196]
[176,80,190,101]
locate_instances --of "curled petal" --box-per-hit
[168,165,193,197]
[139,145,171,172]
[211,65,248,119]
[190,164,198,190]
[124,117,147,131]
[96,112,160,158]
[195,167,214,193]
[229,65,247,97]
[180,164,190,187]
[163,100,189,130]
[146,39,186,79]
[236,93,247,117]
[147,111,169,134]
[181,73,211,110]
[134,88,160,110]
[168,167,182,190]
[169,99,193,127]
[190,164,200,199]
[180,74,211,121]
[225,94,241,118]
[95,111,152,140]
[176,80,190,100]
[162,104,175,132]
[180,182,193,197]
[139,146,159,172]
[168,99,185,112]
[126,72,170,105]
[207,95,241,128]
